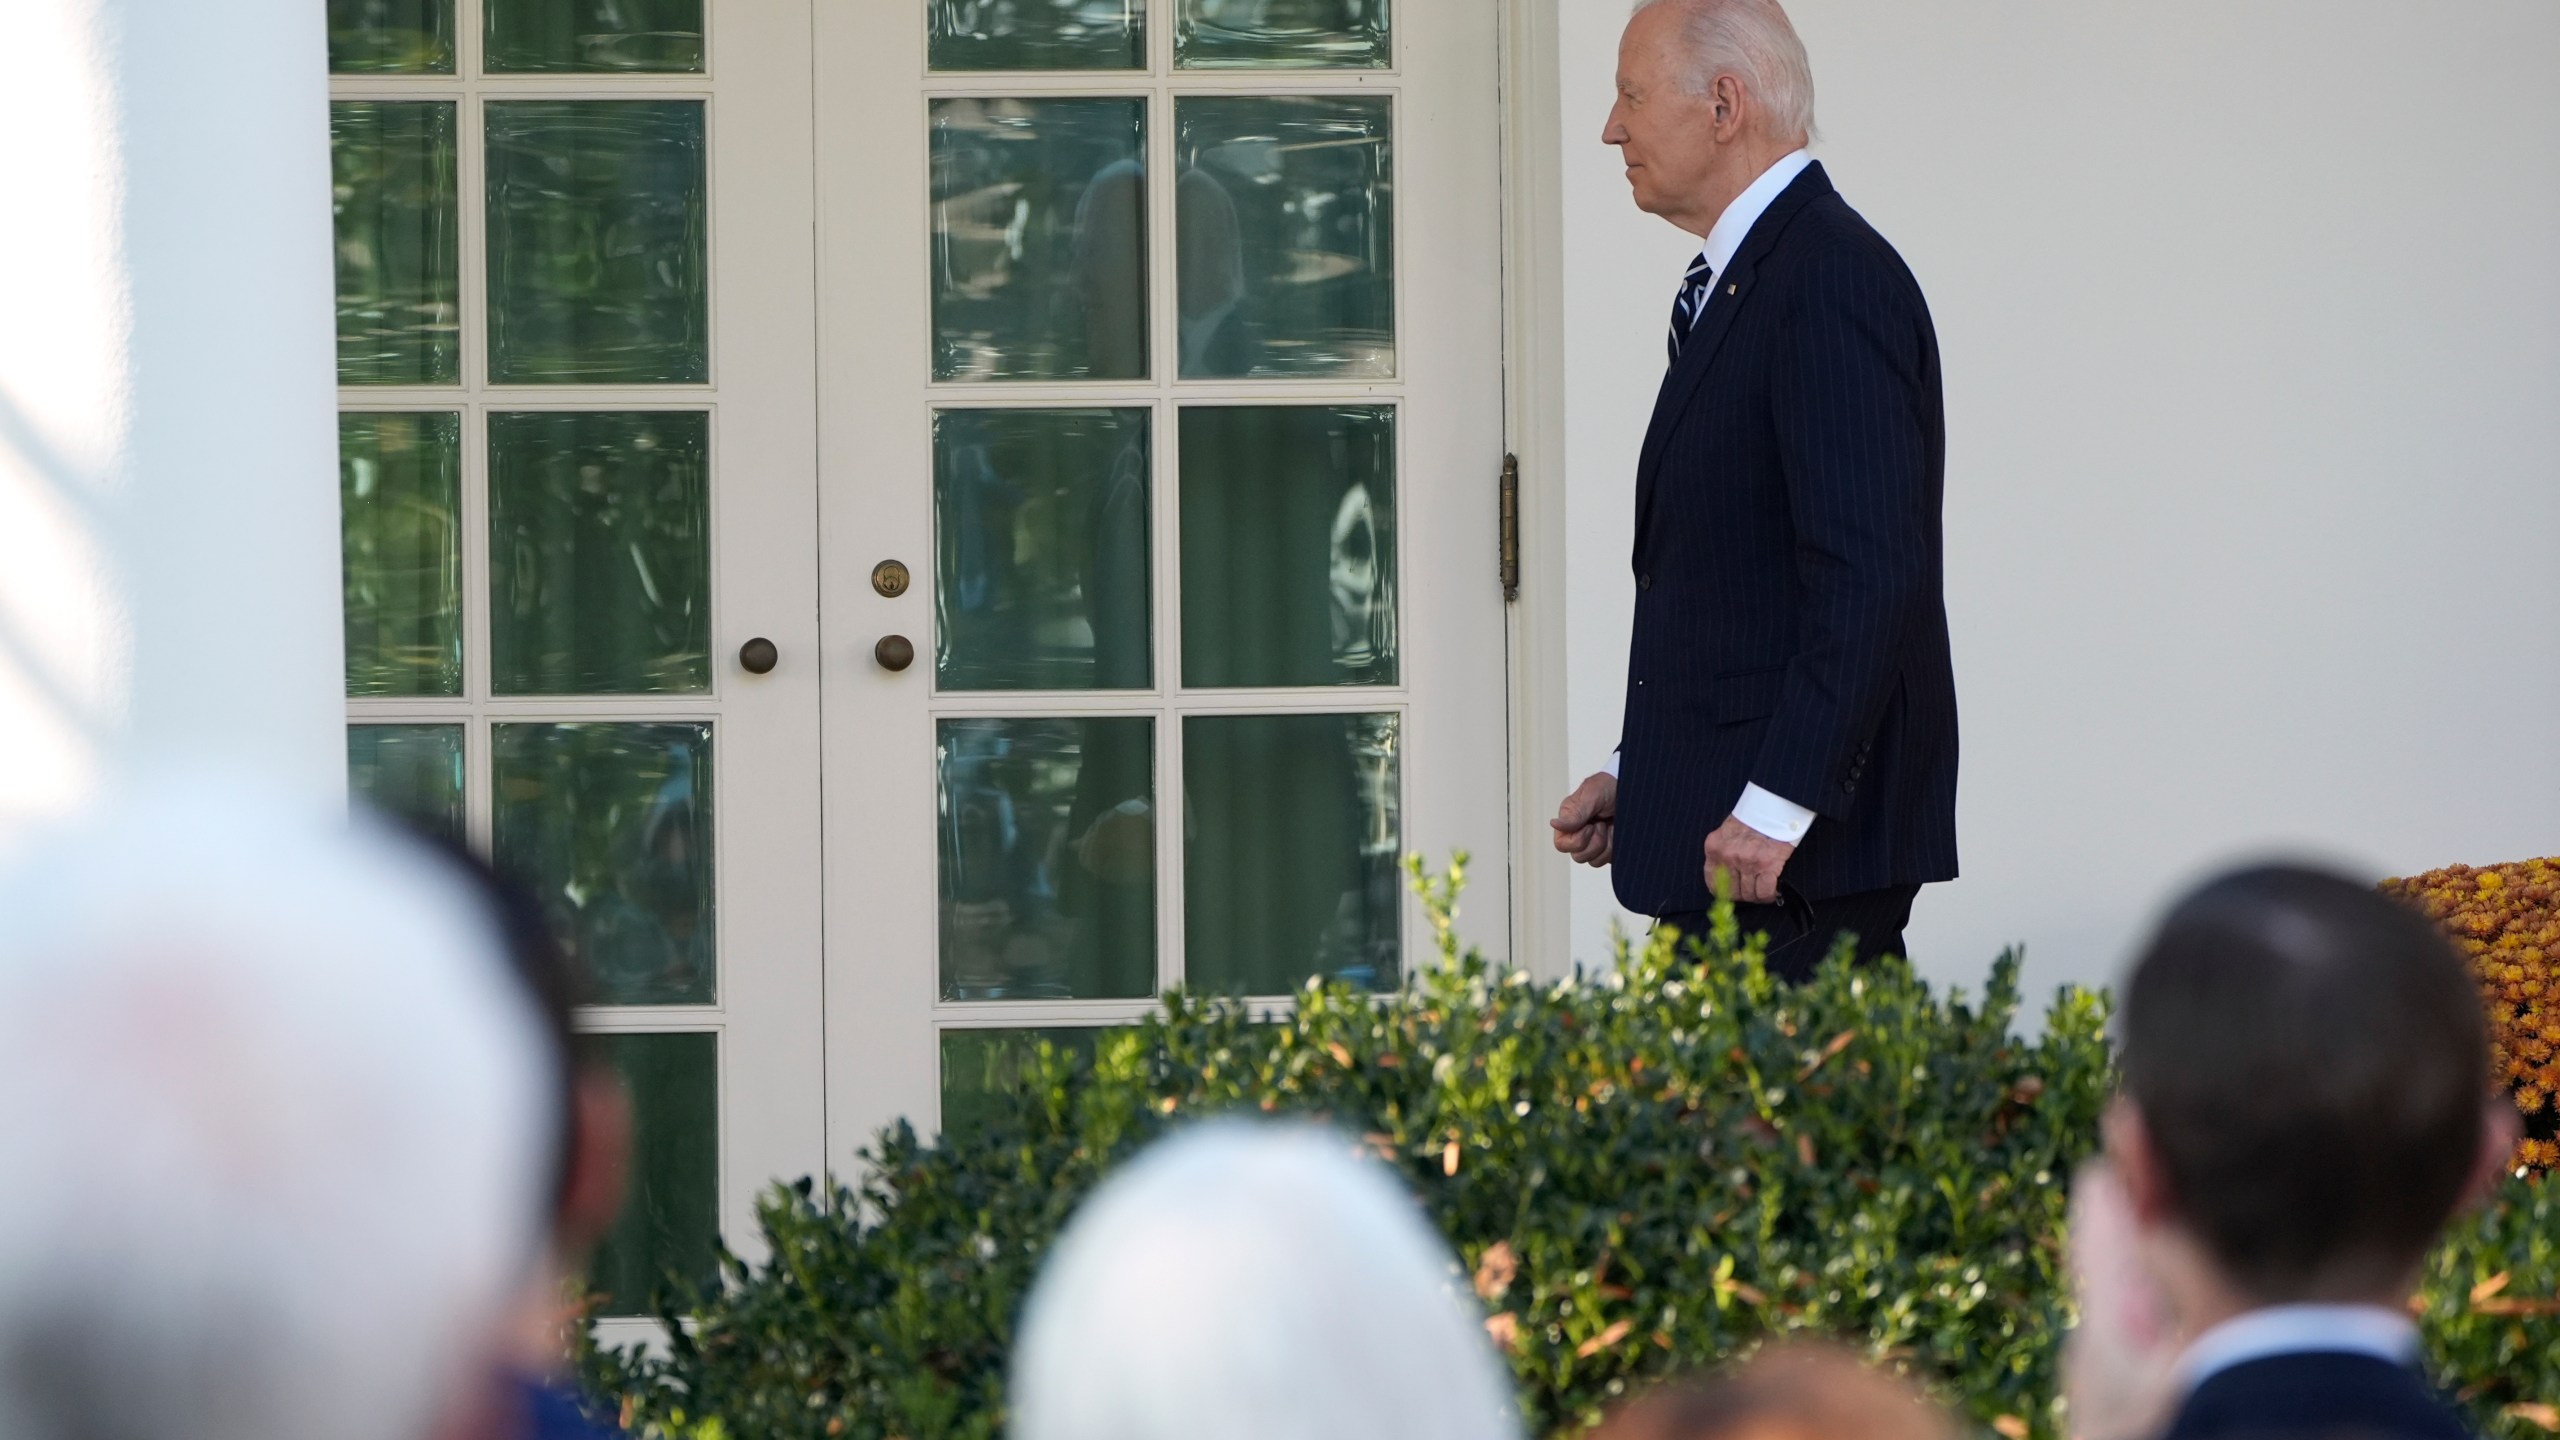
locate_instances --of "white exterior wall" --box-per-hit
[0,0,346,847]
[1550,1,2560,995]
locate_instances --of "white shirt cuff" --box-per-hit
[1732,783,1815,844]
[1602,751,1619,779]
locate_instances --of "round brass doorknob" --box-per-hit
[874,635,916,672]
[738,637,779,675]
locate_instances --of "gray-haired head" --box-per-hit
[0,783,550,1440]
[1010,1121,1521,1440]
[1632,0,1818,146]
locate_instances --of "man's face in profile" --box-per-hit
[1604,6,1720,224]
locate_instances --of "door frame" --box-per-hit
[1496,0,1574,982]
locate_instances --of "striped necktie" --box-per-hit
[1667,250,1714,365]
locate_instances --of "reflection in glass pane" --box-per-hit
[489,411,710,696]
[931,98,1147,382]
[940,1027,1111,1141]
[486,102,708,384]
[939,718,1154,1001]
[1175,0,1389,69]
[936,409,1151,691]
[332,102,461,385]
[586,1033,719,1317]
[1174,96,1393,379]
[486,0,704,72]
[929,0,1145,71]
[494,723,715,1006]
[1181,405,1396,688]
[347,725,465,846]
[328,0,456,73]
[1185,712,1400,996]
[341,412,464,698]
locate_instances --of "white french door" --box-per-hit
[333,0,1515,1297]
[328,0,824,1334]
[814,0,1513,1152]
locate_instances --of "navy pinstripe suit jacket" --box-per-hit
[1613,162,1959,915]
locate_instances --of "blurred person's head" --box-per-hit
[2109,863,2515,1317]
[415,837,631,1277]
[1591,1343,1956,1440]
[1010,1121,1519,1440]
[0,785,552,1440]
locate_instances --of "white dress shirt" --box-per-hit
[2173,1303,2422,1397]
[1607,148,1821,847]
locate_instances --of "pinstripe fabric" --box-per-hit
[1613,162,1959,915]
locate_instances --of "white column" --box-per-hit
[0,0,346,848]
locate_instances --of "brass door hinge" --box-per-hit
[1498,452,1521,602]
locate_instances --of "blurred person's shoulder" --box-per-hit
[513,1374,626,1440]
[2167,1352,2473,1440]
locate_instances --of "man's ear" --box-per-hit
[2103,1095,2178,1229]
[2462,1097,2523,1211]
[1709,73,1746,139]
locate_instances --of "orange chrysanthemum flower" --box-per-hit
[2383,859,2560,1171]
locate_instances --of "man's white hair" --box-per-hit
[0,784,550,1440]
[1635,0,1819,145]
[1011,1122,1521,1440]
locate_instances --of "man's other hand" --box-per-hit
[1550,772,1618,867]
[1704,814,1794,903]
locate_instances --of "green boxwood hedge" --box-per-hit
[585,859,2560,1440]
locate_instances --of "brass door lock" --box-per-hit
[871,559,910,598]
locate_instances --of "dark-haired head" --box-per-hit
[385,821,629,1264]
[2112,862,2509,1304]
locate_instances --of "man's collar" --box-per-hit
[1697,148,1815,278]
[2174,1303,2421,1396]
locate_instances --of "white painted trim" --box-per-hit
[1499,0,1574,979]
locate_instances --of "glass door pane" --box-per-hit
[487,410,713,695]
[485,101,710,385]
[1178,404,1396,688]
[933,407,1153,691]
[329,0,458,74]
[1173,95,1394,379]
[1174,0,1390,69]
[930,98,1149,382]
[587,1033,721,1312]
[928,0,1145,71]
[340,411,464,697]
[331,101,461,385]
[937,717,1156,1000]
[484,0,706,73]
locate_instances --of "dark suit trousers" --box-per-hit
[1654,884,1919,984]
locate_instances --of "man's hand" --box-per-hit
[1703,814,1794,903]
[1550,772,1618,867]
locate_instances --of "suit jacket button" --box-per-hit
[1637,573,1653,591]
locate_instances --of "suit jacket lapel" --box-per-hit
[1633,162,1837,549]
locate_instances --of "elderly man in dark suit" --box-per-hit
[1550,0,1958,980]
